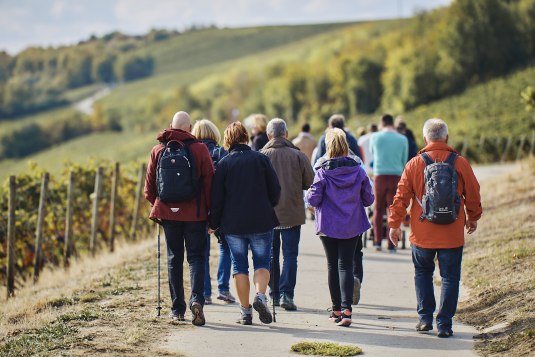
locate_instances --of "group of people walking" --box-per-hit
[144,110,482,338]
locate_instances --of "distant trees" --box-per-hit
[0,31,162,119]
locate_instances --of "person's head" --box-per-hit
[223,121,249,149]
[171,111,192,132]
[395,116,407,133]
[380,114,394,128]
[356,126,366,138]
[325,128,349,158]
[301,123,311,133]
[422,118,448,144]
[367,123,378,133]
[266,118,288,139]
[328,114,345,129]
[249,114,267,135]
[191,119,221,143]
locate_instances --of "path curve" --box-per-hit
[72,85,112,115]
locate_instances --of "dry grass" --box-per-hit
[0,235,191,356]
[458,158,535,356]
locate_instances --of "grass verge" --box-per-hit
[457,159,535,356]
[0,238,183,356]
[291,341,362,356]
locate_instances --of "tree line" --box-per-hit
[148,0,535,129]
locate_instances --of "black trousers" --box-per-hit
[353,235,363,283]
[320,235,359,311]
[161,220,207,315]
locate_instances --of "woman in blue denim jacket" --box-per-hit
[192,119,236,306]
[307,128,374,327]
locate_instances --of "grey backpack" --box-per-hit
[415,152,461,225]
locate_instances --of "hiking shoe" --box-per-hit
[217,291,236,303]
[169,312,185,322]
[329,310,342,323]
[237,305,253,325]
[204,296,212,305]
[280,294,297,311]
[388,248,397,254]
[253,293,273,324]
[416,321,433,332]
[190,302,205,326]
[352,278,361,305]
[374,245,382,252]
[437,328,453,338]
[336,309,352,327]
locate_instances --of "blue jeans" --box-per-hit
[217,237,232,293]
[161,220,207,315]
[412,245,464,330]
[226,231,273,275]
[204,233,212,298]
[270,226,301,298]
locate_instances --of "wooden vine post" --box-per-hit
[6,176,16,298]
[109,162,120,252]
[130,163,146,240]
[33,172,50,283]
[90,167,104,256]
[64,171,74,267]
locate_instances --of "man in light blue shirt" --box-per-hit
[370,114,408,251]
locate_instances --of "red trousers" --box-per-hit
[373,175,401,248]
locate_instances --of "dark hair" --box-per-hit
[328,114,345,129]
[301,123,311,133]
[381,114,394,126]
[368,123,378,132]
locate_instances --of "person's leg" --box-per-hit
[352,234,363,305]
[385,176,401,250]
[203,233,212,302]
[225,234,251,308]
[217,237,234,301]
[320,236,341,312]
[373,176,387,248]
[411,245,437,327]
[250,230,273,294]
[250,230,274,324]
[184,221,207,306]
[269,229,281,301]
[353,234,363,283]
[162,220,186,316]
[280,226,301,299]
[338,237,359,312]
[436,246,464,333]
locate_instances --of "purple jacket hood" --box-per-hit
[307,157,374,239]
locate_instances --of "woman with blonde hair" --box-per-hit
[192,119,236,305]
[209,121,281,325]
[306,128,374,327]
[247,113,269,151]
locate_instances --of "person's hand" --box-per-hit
[466,220,477,234]
[389,228,402,247]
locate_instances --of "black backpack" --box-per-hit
[416,152,461,225]
[156,139,200,204]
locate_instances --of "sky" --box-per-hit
[0,0,452,55]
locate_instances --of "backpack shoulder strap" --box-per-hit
[420,152,434,166]
[445,152,458,166]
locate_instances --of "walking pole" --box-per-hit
[156,222,162,317]
[270,248,277,323]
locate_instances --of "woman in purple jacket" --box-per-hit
[307,128,374,327]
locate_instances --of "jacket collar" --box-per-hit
[418,141,458,155]
[263,137,299,150]
[229,143,252,153]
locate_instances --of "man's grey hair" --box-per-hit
[267,118,288,138]
[423,118,448,141]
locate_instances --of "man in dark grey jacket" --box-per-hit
[262,118,314,310]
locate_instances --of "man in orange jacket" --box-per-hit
[388,118,482,338]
